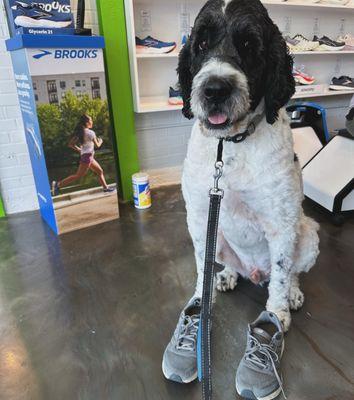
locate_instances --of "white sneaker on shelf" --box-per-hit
[290,34,319,52]
[337,34,354,49]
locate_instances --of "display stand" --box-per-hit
[6,34,120,234]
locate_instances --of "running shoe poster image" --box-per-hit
[4,1,74,36]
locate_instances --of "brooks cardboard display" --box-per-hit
[6,35,120,235]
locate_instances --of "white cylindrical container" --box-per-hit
[132,173,152,209]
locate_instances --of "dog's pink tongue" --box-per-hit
[208,114,227,125]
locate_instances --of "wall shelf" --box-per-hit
[136,50,354,60]
[262,0,354,11]
[140,96,182,112]
[137,50,180,59]
[293,50,354,55]
[139,90,354,113]
[293,88,354,99]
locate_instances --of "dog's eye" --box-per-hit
[244,41,249,48]
[199,41,208,51]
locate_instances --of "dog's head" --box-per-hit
[178,0,295,138]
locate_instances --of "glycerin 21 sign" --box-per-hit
[4,1,75,36]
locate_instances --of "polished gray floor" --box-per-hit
[0,186,353,400]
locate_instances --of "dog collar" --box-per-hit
[224,112,265,143]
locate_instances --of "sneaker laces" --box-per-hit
[176,314,200,352]
[245,334,287,399]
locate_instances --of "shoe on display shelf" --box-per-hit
[337,34,354,49]
[12,1,72,28]
[289,34,320,52]
[162,297,201,383]
[284,36,299,52]
[235,311,285,400]
[330,76,354,91]
[135,36,177,54]
[293,67,316,85]
[313,35,345,51]
[168,87,183,106]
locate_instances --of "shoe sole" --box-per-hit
[236,383,282,400]
[329,85,354,91]
[162,360,198,384]
[291,45,319,52]
[136,44,176,54]
[315,44,345,51]
[294,76,315,85]
[168,98,184,105]
[14,16,72,28]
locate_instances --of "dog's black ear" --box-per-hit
[177,38,194,120]
[264,26,295,125]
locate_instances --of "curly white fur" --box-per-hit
[182,104,319,331]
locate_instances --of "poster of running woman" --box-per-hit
[14,44,120,234]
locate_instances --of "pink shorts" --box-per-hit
[80,153,93,165]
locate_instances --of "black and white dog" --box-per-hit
[178,0,319,331]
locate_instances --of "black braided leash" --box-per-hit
[200,112,264,400]
[200,139,224,400]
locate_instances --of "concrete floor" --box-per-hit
[0,185,353,400]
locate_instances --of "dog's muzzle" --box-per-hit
[191,59,251,134]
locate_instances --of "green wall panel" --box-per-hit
[96,0,140,201]
[0,195,5,218]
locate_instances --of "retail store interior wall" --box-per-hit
[0,3,38,214]
[1,1,353,213]
[0,1,99,214]
[126,0,354,172]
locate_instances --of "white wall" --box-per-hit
[0,0,99,215]
[0,2,38,214]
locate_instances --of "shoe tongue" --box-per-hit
[253,327,271,344]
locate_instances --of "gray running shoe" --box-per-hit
[236,311,286,400]
[162,297,201,383]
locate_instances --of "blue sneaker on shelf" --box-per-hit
[136,36,177,54]
[168,87,183,106]
[12,1,72,28]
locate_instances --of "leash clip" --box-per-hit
[210,160,224,197]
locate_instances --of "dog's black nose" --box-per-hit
[204,78,232,103]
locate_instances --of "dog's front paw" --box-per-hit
[289,286,305,311]
[216,269,238,292]
[267,308,292,332]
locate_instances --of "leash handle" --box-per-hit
[200,139,224,400]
